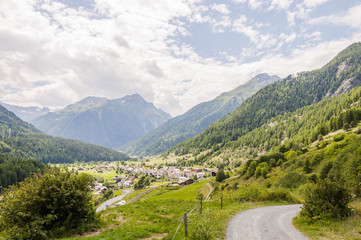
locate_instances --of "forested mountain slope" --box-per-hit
[169,42,361,158]
[175,85,361,167]
[121,73,280,156]
[32,94,171,149]
[0,155,45,190]
[0,104,131,163]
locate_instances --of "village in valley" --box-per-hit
[71,161,217,196]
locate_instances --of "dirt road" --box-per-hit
[226,204,308,240]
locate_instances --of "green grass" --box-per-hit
[145,180,211,201]
[113,189,123,197]
[122,188,149,202]
[61,199,281,240]
[60,178,293,240]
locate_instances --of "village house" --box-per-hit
[197,172,206,179]
[178,177,194,186]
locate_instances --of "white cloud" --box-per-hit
[303,0,329,8]
[211,16,232,33]
[0,0,360,118]
[269,0,293,10]
[304,31,322,42]
[285,32,297,43]
[232,16,276,49]
[286,4,311,26]
[309,4,361,30]
[248,0,262,10]
[210,4,230,15]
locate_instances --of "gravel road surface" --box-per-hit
[226,204,308,240]
[96,189,132,213]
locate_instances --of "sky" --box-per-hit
[0,0,360,116]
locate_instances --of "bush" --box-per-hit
[216,169,227,182]
[0,168,97,239]
[276,172,308,189]
[301,179,351,220]
[260,188,293,202]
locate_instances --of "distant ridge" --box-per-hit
[31,94,172,149]
[0,102,50,122]
[0,104,131,163]
[120,73,281,156]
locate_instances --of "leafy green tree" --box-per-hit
[320,162,333,179]
[303,159,312,173]
[216,169,227,182]
[301,179,351,220]
[0,168,97,239]
[255,162,269,178]
[0,156,45,190]
[134,175,151,189]
[284,151,297,161]
[247,161,257,177]
[343,123,350,131]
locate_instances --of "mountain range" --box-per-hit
[31,94,171,149]
[0,104,130,163]
[168,42,361,163]
[120,73,281,156]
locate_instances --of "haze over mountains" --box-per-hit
[31,94,172,149]
[0,102,50,122]
[120,73,281,156]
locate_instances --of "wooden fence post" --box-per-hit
[184,212,188,237]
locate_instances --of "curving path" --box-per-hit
[96,189,132,213]
[226,204,308,240]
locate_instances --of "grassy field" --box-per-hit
[122,188,150,202]
[63,196,283,240]
[59,178,296,240]
[144,179,211,201]
[294,199,361,240]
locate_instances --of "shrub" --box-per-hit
[247,161,257,178]
[320,161,333,179]
[260,188,293,202]
[276,172,308,189]
[311,153,323,166]
[216,169,227,182]
[0,168,97,239]
[284,151,298,161]
[301,179,351,220]
[255,162,269,178]
[303,159,312,173]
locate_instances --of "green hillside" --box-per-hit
[121,73,280,156]
[169,42,361,158]
[0,155,45,190]
[0,104,131,163]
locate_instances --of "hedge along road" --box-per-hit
[96,189,132,213]
[226,204,308,240]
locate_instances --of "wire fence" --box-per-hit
[170,182,258,239]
